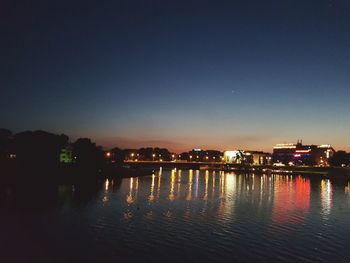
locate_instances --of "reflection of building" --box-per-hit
[273,140,335,166]
[224,150,271,165]
[273,176,310,224]
[60,146,73,163]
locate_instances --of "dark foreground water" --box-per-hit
[1,169,350,262]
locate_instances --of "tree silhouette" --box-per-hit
[13,130,68,170]
[72,138,104,174]
[0,128,12,161]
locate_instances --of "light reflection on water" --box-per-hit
[123,172,304,225]
[272,176,310,225]
[321,179,332,219]
[118,170,314,223]
[2,170,350,262]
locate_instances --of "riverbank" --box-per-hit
[2,161,350,188]
[222,165,350,178]
[125,161,350,178]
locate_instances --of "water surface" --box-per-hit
[1,169,350,262]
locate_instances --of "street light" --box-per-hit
[152,153,155,161]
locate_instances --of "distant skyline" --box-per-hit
[2,0,350,152]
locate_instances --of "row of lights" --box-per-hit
[105,151,223,162]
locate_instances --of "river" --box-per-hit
[1,169,350,262]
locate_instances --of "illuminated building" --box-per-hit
[273,140,335,166]
[245,151,272,165]
[224,150,271,165]
[182,149,223,162]
[224,150,246,164]
[9,153,16,159]
[60,146,73,163]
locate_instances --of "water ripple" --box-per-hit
[3,170,350,262]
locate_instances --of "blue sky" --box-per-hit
[1,0,350,152]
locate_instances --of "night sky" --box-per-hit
[1,0,350,152]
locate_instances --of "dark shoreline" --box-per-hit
[1,163,350,188]
[219,165,350,178]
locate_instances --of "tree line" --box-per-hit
[0,129,178,183]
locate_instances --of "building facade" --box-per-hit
[246,151,272,165]
[224,150,271,165]
[273,141,335,166]
[224,150,247,164]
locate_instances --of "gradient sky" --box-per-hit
[1,0,350,152]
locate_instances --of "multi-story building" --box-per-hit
[224,150,271,165]
[181,149,223,162]
[223,150,246,164]
[246,151,272,165]
[273,140,335,166]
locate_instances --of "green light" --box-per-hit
[60,147,72,163]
